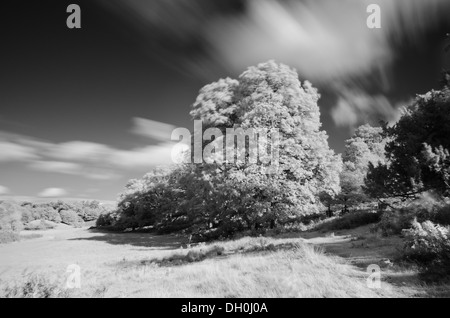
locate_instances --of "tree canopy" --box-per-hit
[113,61,342,239]
[364,80,450,199]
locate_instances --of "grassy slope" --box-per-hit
[0,224,448,298]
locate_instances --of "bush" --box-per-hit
[59,210,82,226]
[402,219,450,281]
[32,207,61,223]
[24,220,57,231]
[81,207,102,222]
[0,231,20,244]
[377,199,450,236]
[95,210,122,229]
[435,205,450,226]
[314,210,381,232]
[1,275,69,298]
[377,209,415,236]
[20,208,34,224]
[0,201,24,232]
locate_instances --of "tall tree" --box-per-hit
[189,61,342,232]
[117,61,342,238]
[364,79,450,200]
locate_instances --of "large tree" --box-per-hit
[364,79,450,200]
[188,61,341,233]
[116,61,342,238]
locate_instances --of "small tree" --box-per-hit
[339,124,387,212]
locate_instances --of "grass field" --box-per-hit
[0,224,448,298]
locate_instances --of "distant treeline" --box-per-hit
[0,199,114,243]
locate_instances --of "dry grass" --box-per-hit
[0,226,448,298]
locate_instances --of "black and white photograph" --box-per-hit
[1,0,450,301]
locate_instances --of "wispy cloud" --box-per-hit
[109,143,175,169]
[0,117,178,181]
[28,161,82,174]
[131,117,176,142]
[0,141,38,162]
[104,0,450,84]
[38,187,68,198]
[102,0,449,129]
[331,86,406,128]
[48,141,112,162]
[27,160,120,180]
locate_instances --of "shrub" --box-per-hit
[32,207,62,223]
[24,220,57,231]
[96,212,114,227]
[435,205,450,226]
[95,210,122,229]
[81,207,102,222]
[377,198,450,236]
[1,275,69,298]
[314,210,381,232]
[59,210,82,226]
[377,209,415,236]
[154,245,226,266]
[0,201,24,233]
[402,219,450,281]
[0,231,20,244]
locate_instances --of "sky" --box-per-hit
[1,0,450,202]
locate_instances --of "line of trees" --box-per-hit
[99,61,342,240]
[102,64,450,241]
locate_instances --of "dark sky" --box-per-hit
[1,0,449,201]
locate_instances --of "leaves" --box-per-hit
[365,81,450,199]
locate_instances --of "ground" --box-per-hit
[0,224,448,297]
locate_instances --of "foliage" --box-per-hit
[375,194,450,236]
[313,210,381,232]
[377,209,416,236]
[96,210,121,228]
[435,204,450,226]
[1,275,69,298]
[24,220,57,231]
[115,61,342,239]
[32,206,61,223]
[0,201,24,232]
[339,124,386,211]
[59,210,82,226]
[365,82,450,199]
[402,220,450,281]
[0,231,20,244]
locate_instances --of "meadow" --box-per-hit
[1,221,448,298]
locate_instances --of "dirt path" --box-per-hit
[299,225,403,268]
[297,226,450,297]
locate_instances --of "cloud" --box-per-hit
[0,116,180,180]
[0,141,38,162]
[131,117,176,142]
[209,0,450,84]
[331,86,406,127]
[207,0,388,83]
[28,161,82,174]
[38,187,68,198]
[104,0,450,84]
[48,141,112,162]
[28,160,121,180]
[109,142,176,169]
[0,185,10,195]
